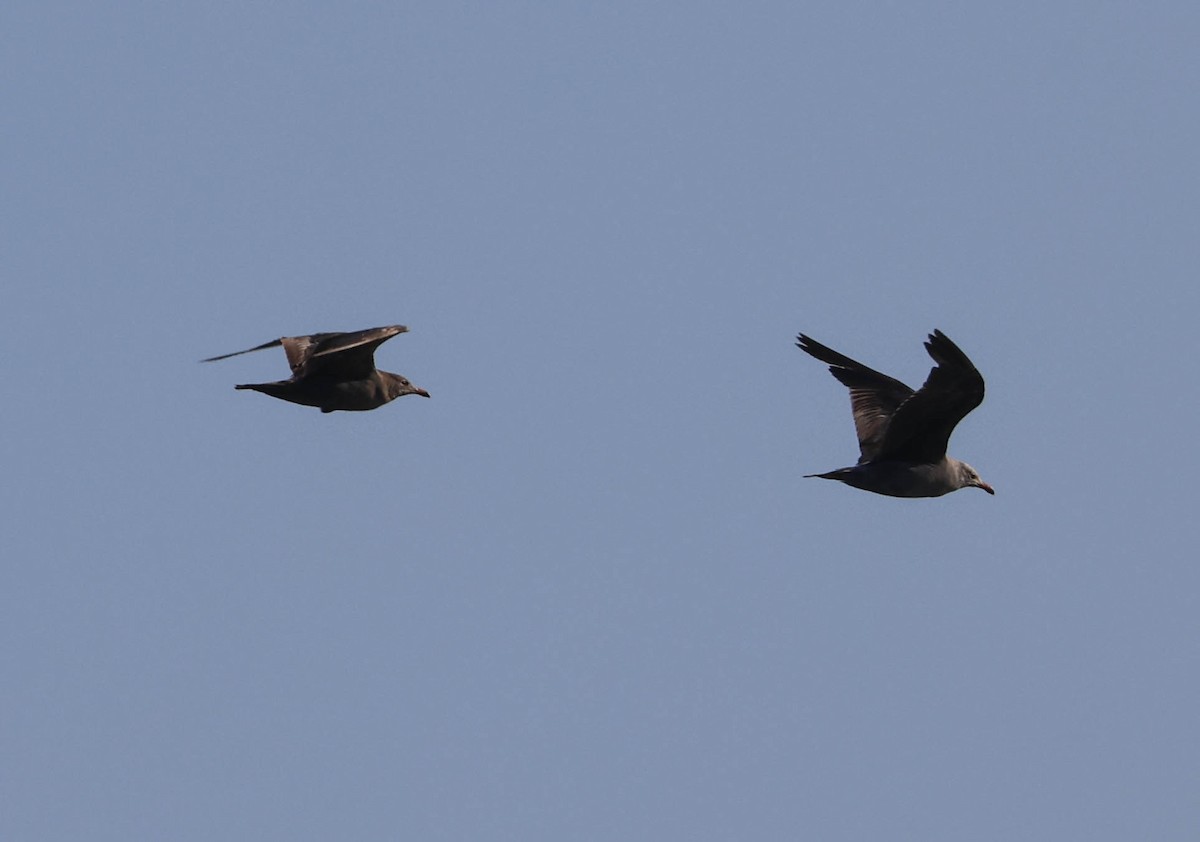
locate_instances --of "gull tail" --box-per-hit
[804,468,854,482]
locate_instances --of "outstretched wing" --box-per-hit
[874,330,985,464]
[301,325,409,379]
[203,333,322,376]
[796,333,915,463]
[202,325,409,379]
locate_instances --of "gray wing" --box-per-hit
[203,334,319,375]
[873,330,985,464]
[796,333,916,463]
[202,325,409,379]
[300,325,409,379]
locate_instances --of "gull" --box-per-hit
[203,324,430,413]
[795,329,993,497]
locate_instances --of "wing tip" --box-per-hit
[794,332,830,358]
[924,329,978,371]
[200,337,283,363]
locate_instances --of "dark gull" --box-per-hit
[203,324,430,413]
[795,329,993,497]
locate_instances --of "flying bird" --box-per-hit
[795,329,993,497]
[203,324,430,413]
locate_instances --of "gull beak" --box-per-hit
[976,480,995,495]
[415,388,431,398]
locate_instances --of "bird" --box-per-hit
[203,324,430,413]
[795,329,993,498]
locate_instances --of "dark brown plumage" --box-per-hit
[795,329,993,497]
[203,325,429,413]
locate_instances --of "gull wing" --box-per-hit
[873,330,986,464]
[796,333,915,463]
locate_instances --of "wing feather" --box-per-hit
[796,333,915,463]
[873,330,985,463]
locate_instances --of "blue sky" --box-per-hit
[4,2,1199,839]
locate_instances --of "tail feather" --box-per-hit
[804,469,853,481]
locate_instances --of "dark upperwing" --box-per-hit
[872,330,985,464]
[796,333,915,463]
